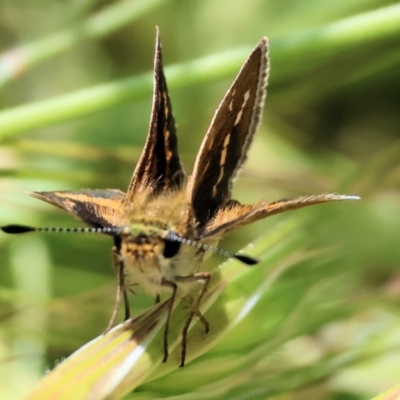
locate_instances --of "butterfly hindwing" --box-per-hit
[202,194,355,238]
[28,189,125,231]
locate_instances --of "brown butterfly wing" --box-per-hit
[202,194,359,238]
[125,29,184,203]
[29,189,125,231]
[186,38,269,227]
[28,31,184,232]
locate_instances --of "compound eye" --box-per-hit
[163,239,181,258]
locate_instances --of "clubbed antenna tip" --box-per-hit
[1,224,36,234]
[233,253,259,265]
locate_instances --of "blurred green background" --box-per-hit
[0,0,400,399]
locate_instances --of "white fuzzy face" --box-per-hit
[119,223,206,297]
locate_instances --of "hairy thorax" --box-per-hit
[119,189,212,296]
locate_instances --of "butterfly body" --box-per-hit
[119,189,207,298]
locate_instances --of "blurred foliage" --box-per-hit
[0,0,399,399]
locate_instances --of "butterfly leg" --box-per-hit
[176,272,211,367]
[122,285,130,320]
[195,309,210,333]
[104,247,130,333]
[154,294,161,304]
[160,279,177,363]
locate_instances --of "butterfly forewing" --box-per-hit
[125,29,184,203]
[187,38,269,227]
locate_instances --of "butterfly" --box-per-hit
[1,29,358,367]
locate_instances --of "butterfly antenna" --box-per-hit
[1,224,120,235]
[166,232,258,266]
[1,225,259,265]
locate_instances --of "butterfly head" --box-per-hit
[119,224,182,261]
